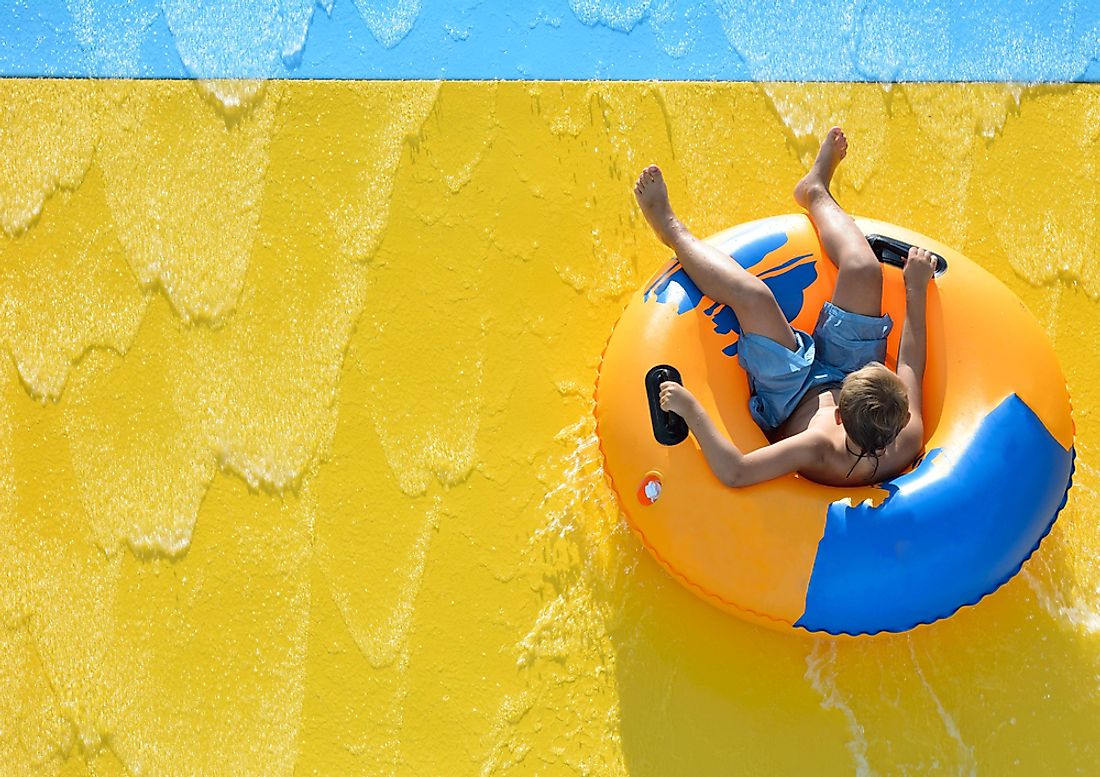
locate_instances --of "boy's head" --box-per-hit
[837,362,910,455]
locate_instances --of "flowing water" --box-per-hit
[1,79,1099,774]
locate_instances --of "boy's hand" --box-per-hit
[659,381,699,419]
[903,246,936,291]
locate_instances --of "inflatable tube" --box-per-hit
[594,215,1075,636]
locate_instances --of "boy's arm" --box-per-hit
[882,247,935,467]
[661,383,823,487]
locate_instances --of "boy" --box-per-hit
[634,127,935,487]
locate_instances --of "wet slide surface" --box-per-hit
[2,3,1100,776]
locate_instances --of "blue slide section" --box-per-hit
[2,0,1099,81]
[795,394,1074,636]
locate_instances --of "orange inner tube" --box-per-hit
[594,214,1073,635]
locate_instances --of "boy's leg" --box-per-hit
[634,165,799,352]
[794,127,883,318]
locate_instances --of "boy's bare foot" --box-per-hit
[634,165,686,248]
[794,126,848,209]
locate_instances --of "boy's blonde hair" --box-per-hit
[838,362,909,458]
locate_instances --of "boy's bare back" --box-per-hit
[770,381,916,487]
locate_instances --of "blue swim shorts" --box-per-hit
[737,301,894,432]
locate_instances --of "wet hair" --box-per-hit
[838,362,909,479]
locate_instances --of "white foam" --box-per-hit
[444,24,470,42]
[568,0,650,33]
[278,0,323,67]
[351,0,422,49]
[65,0,159,75]
[908,638,978,776]
[1021,461,1100,634]
[194,79,267,119]
[1024,567,1100,635]
[804,641,875,777]
[162,0,325,78]
[758,83,889,192]
[716,1,1099,82]
[555,225,638,300]
[124,524,195,560]
[564,1,709,61]
[96,80,277,326]
[713,0,860,81]
[216,440,310,494]
[316,492,437,771]
[326,502,439,669]
[480,417,628,774]
[0,81,99,237]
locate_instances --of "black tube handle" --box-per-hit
[866,234,947,277]
[645,365,689,446]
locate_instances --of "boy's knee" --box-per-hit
[740,276,777,307]
[842,252,882,282]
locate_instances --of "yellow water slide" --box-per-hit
[2,3,1100,774]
